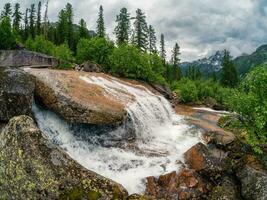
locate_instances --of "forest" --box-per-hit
[0,2,266,153]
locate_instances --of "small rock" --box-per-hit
[78,60,102,73]
[202,131,236,146]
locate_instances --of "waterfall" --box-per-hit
[33,75,201,194]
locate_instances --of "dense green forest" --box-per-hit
[0,2,266,153]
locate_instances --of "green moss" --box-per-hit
[60,188,102,200]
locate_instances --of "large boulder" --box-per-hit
[237,165,267,200]
[0,115,128,199]
[26,68,129,125]
[0,67,35,121]
[0,50,59,67]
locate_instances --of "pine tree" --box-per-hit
[148,25,157,53]
[79,19,88,39]
[221,50,239,87]
[36,1,42,35]
[160,34,166,63]
[114,7,130,45]
[1,3,12,19]
[29,4,36,38]
[133,9,148,51]
[0,17,16,49]
[12,3,22,33]
[97,5,105,38]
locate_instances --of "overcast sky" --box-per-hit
[1,0,267,61]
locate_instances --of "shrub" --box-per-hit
[76,37,114,66]
[173,78,198,103]
[109,44,165,84]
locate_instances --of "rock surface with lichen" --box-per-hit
[0,115,128,199]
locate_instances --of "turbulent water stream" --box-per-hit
[33,75,201,194]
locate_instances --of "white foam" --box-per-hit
[33,75,201,194]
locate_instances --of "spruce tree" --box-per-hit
[12,3,22,33]
[133,9,148,51]
[221,50,239,87]
[1,3,12,19]
[43,0,49,39]
[29,4,36,38]
[114,7,130,45]
[148,25,157,53]
[160,34,166,63]
[97,5,105,38]
[36,1,42,35]
[79,19,88,39]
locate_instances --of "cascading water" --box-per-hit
[33,75,201,194]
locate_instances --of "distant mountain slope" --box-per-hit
[233,44,267,75]
[181,44,267,77]
[180,51,224,77]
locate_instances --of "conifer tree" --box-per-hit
[66,3,74,49]
[114,7,130,45]
[12,3,22,33]
[36,1,42,35]
[148,25,157,53]
[57,9,68,44]
[171,43,182,81]
[1,3,12,19]
[97,5,105,38]
[221,50,238,87]
[0,17,16,49]
[79,19,88,39]
[160,34,166,63]
[133,9,148,51]
[29,4,36,38]
[24,8,29,40]
[43,0,49,39]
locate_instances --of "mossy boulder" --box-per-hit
[0,115,128,199]
[0,67,35,121]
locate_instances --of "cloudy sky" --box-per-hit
[1,0,267,61]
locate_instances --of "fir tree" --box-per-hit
[43,0,49,39]
[36,1,42,35]
[97,5,105,38]
[133,9,148,51]
[221,50,239,87]
[12,3,22,33]
[1,3,12,19]
[114,7,130,45]
[148,25,157,53]
[29,4,36,38]
[160,34,166,63]
[79,19,88,39]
